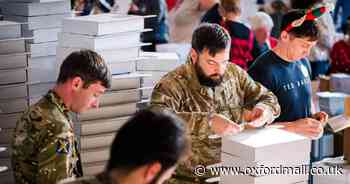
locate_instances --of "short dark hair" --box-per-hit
[57,49,111,89]
[107,109,190,172]
[192,23,231,56]
[280,10,319,41]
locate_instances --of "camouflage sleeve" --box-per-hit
[13,107,75,184]
[36,117,76,184]
[237,66,281,119]
[150,80,214,138]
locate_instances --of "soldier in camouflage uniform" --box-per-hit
[150,24,281,183]
[12,50,111,184]
[59,110,190,184]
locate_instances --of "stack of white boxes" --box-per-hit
[330,73,350,94]
[221,128,311,184]
[313,157,349,184]
[57,13,149,176]
[317,92,348,117]
[0,0,71,105]
[136,52,180,100]
[0,20,28,184]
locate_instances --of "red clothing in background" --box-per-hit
[166,0,177,11]
[330,40,350,73]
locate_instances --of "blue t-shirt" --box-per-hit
[248,51,312,122]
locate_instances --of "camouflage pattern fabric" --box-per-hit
[12,90,82,184]
[150,58,280,183]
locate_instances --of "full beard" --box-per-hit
[195,62,223,87]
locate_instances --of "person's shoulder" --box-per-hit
[156,64,189,86]
[251,51,276,68]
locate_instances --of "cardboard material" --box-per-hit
[0,38,26,55]
[100,89,141,107]
[78,103,137,121]
[317,92,348,116]
[56,46,140,65]
[0,21,21,39]
[0,113,22,129]
[0,97,28,114]
[22,27,60,44]
[28,41,57,57]
[62,14,145,36]
[0,0,71,16]
[330,73,350,94]
[0,83,27,99]
[81,147,110,164]
[58,31,142,50]
[137,52,180,71]
[0,129,14,145]
[80,116,130,136]
[82,161,106,176]
[109,73,143,91]
[0,68,27,85]
[0,53,28,70]
[27,55,58,83]
[5,14,69,30]
[222,128,311,162]
[28,82,54,98]
[319,75,330,92]
[108,60,136,75]
[80,132,115,150]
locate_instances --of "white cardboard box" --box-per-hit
[0,0,71,16]
[140,71,168,87]
[81,147,110,164]
[23,27,60,44]
[5,14,69,30]
[0,97,28,114]
[78,103,137,121]
[0,53,28,70]
[62,14,145,36]
[0,129,14,145]
[0,21,21,39]
[109,73,143,91]
[83,161,106,176]
[0,113,22,129]
[28,41,57,57]
[221,152,310,177]
[0,68,27,85]
[220,174,308,184]
[56,46,141,65]
[330,73,350,94]
[222,128,311,162]
[100,89,141,107]
[28,82,54,98]
[0,38,26,55]
[80,132,115,150]
[80,116,130,136]
[0,83,27,99]
[58,31,141,50]
[27,56,58,83]
[109,60,136,75]
[137,52,180,71]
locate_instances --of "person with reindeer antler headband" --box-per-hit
[248,4,334,141]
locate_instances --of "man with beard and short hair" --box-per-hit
[150,23,280,184]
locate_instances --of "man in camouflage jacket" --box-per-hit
[150,23,281,183]
[12,50,111,184]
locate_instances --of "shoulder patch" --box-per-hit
[56,138,71,155]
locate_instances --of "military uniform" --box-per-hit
[12,90,82,184]
[150,58,281,183]
[58,172,112,184]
